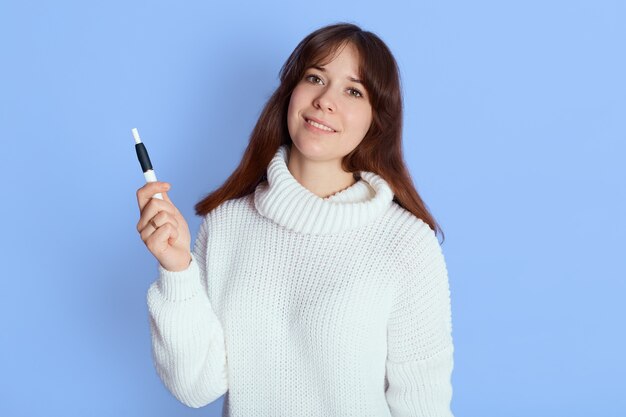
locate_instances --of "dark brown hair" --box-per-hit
[194,22,445,244]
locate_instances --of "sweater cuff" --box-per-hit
[156,253,203,301]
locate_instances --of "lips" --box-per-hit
[304,116,336,132]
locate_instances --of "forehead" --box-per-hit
[308,42,361,72]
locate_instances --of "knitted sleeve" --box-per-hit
[385,223,455,417]
[146,214,228,408]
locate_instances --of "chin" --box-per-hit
[289,138,330,161]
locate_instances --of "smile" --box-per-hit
[305,118,336,132]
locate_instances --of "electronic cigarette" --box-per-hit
[132,128,163,200]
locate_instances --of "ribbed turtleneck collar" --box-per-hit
[253,144,394,235]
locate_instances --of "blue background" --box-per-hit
[1,0,624,416]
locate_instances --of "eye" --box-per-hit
[304,73,365,99]
[305,74,323,84]
[348,88,363,98]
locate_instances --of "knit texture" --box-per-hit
[146,144,455,416]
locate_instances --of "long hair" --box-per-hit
[194,22,445,244]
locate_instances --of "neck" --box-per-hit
[253,144,394,234]
[287,144,357,199]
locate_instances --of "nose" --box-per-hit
[313,88,336,113]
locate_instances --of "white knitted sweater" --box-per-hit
[146,144,455,416]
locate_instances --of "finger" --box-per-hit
[160,189,172,204]
[137,182,171,212]
[139,218,157,242]
[145,223,174,255]
[137,205,179,235]
[137,199,162,233]
[142,219,177,246]
[167,226,180,246]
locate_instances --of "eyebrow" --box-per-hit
[310,65,363,84]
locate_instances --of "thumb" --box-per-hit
[160,186,172,203]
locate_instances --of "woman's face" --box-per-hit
[287,42,373,162]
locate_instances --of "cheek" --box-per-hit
[287,89,304,136]
[291,84,306,101]
[348,106,373,134]
[286,94,297,123]
[364,108,373,131]
[287,88,304,120]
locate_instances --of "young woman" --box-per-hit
[136,22,455,417]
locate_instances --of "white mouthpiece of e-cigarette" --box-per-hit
[132,128,142,144]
